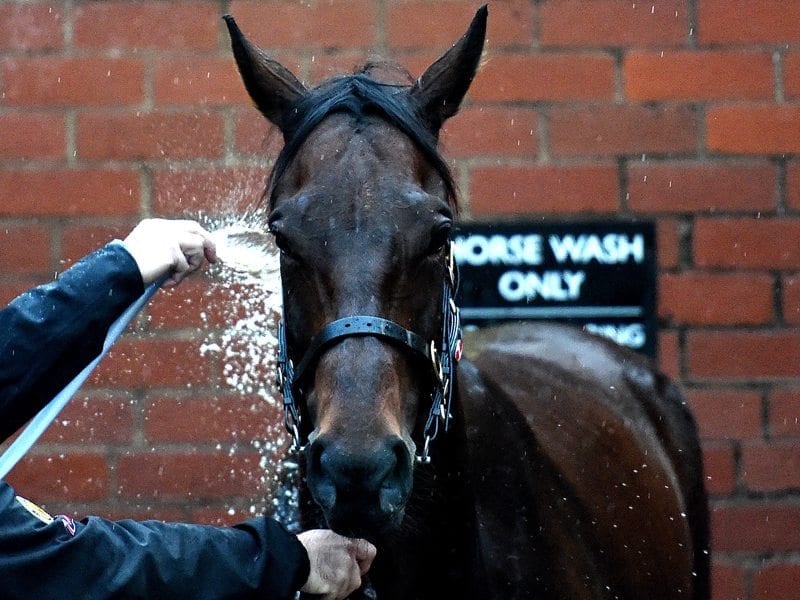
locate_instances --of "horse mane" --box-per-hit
[266,62,458,211]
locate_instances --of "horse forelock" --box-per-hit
[266,66,457,211]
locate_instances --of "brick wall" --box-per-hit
[1,1,798,598]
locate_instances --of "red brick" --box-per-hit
[5,453,109,503]
[628,162,775,213]
[541,0,688,48]
[784,273,800,325]
[707,106,800,155]
[657,329,680,380]
[694,218,800,269]
[115,452,265,500]
[659,272,774,326]
[388,0,533,50]
[307,51,373,83]
[38,395,134,444]
[73,1,218,50]
[191,506,264,527]
[702,444,737,496]
[145,277,245,330]
[154,57,252,107]
[60,223,137,263]
[152,167,270,217]
[0,112,65,159]
[787,161,800,210]
[144,394,280,444]
[234,107,283,157]
[742,442,800,493]
[711,563,746,600]
[469,165,619,215]
[0,3,63,50]
[0,170,140,217]
[549,105,696,157]
[77,111,225,160]
[711,501,800,552]
[625,51,773,101]
[656,219,680,269]
[753,563,800,600]
[686,388,763,440]
[786,52,800,100]
[770,388,800,437]
[90,338,211,388]
[440,106,538,158]
[469,53,615,102]
[687,331,800,380]
[0,225,52,274]
[229,0,375,49]
[698,0,800,45]
[2,57,145,107]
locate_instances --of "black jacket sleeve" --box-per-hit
[0,242,144,442]
[0,481,310,599]
[0,243,311,598]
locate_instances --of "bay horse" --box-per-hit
[224,7,710,599]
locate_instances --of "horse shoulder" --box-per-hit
[459,322,704,599]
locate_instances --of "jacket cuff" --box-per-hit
[241,517,310,598]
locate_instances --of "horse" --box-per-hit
[224,6,710,599]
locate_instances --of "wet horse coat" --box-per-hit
[225,7,709,599]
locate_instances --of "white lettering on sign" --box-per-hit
[548,234,645,265]
[453,234,543,266]
[584,323,646,349]
[498,270,586,302]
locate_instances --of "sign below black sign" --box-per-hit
[453,221,657,357]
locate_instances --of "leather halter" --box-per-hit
[276,243,463,463]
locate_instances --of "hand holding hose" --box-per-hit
[123,218,218,286]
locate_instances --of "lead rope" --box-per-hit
[0,275,167,480]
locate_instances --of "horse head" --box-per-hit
[225,7,486,540]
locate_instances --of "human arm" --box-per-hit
[0,219,216,442]
[0,481,308,600]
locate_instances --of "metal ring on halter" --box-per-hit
[290,423,305,452]
[416,435,432,464]
[447,243,456,286]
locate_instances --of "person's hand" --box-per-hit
[123,219,217,286]
[297,529,377,600]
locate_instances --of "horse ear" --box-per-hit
[410,4,487,133]
[223,15,307,135]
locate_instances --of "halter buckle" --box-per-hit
[447,242,456,286]
[416,435,432,464]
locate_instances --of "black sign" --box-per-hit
[453,221,657,357]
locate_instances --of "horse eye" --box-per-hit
[268,221,294,257]
[427,222,452,255]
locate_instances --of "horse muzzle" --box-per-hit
[305,434,413,537]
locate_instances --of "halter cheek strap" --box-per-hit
[276,243,462,463]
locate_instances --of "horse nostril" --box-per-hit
[379,438,412,513]
[307,441,337,510]
[308,436,412,516]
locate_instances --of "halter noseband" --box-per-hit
[275,243,463,464]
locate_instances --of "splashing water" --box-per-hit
[202,216,282,400]
[211,225,279,278]
[198,213,300,529]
